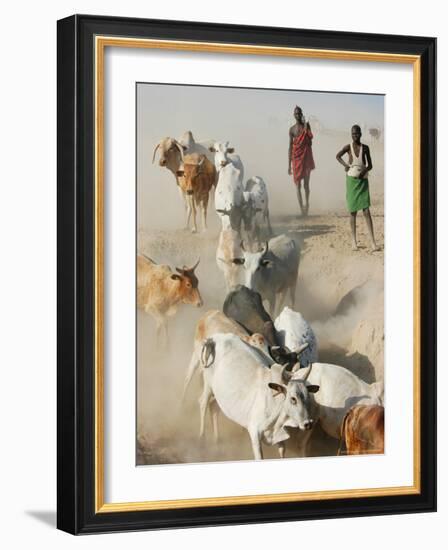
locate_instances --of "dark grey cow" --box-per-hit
[223,285,308,368]
[223,285,278,346]
[232,235,300,316]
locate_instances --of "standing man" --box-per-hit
[336,124,379,251]
[288,106,315,216]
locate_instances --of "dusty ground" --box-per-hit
[136,192,384,465]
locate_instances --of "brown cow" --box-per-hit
[176,153,216,233]
[137,254,203,345]
[183,310,271,401]
[339,404,384,455]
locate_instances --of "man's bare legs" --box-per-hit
[363,208,379,251]
[350,212,358,250]
[296,176,310,216]
[296,182,305,216]
[350,208,380,251]
[303,175,310,216]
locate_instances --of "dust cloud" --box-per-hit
[136,84,384,465]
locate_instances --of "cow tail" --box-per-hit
[201,338,216,368]
[338,412,349,456]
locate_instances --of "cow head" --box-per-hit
[170,258,203,307]
[269,363,319,438]
[152,137,186,170]
[231,241,273,291]
[209,141,235,171]
[176,154,206,195]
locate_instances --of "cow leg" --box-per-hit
[201,196,208,232]
[185,198,192,230]
[179,187,188,211]
[266,209,273,236]
[154,316,168,350]
[248,429,263,460]
[277,442,286,459]
[210,398,220,443]
[198,383,213,439]
[296,428,314,457]
[289,281,296,308]
[190,197,198,233]
[182,348,199,403]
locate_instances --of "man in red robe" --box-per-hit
[288,106,315,216]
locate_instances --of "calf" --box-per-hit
[242,176,272,243]
[176,153,216,233]
[137,254,202,344]
[339,405,384,455]
[214,162,244,232]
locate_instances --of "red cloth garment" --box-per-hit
[292,129,315,184]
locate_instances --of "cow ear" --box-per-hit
[170,274,182,281]
[268,382,287,397]
[261,259,273,268]
[307,384,320,394]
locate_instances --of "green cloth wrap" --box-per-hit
[346,175,371,213]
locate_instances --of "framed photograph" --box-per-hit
[57,14,436,534]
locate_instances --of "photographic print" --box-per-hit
[137,83,385,465]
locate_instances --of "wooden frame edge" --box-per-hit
[93,36,422,513]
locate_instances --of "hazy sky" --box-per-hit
[137,83,384,230]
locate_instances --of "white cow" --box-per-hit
[242,176,273,242]
[214,162,244,231]
[291,363,384,440]
[235,235,300,316]
[216,228,244,291]
[200,333,319,460]
[274,306,318,367]
[182,310,271,403]
[209,141,244,182]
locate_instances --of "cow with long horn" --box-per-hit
[230,234,300,316]
[137,254,203,347]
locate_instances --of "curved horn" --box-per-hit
[260,241,269,254]
[188,257,200,272]
[281,365,293,384]
[152,143,160,163]
[301,363,313,381]
[173,140,185,160]
[296,342,309,356]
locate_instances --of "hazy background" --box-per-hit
[137,83,384,232]
[136,83,385,465]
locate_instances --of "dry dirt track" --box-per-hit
[137,197,384,466]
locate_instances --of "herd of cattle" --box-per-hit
[138,131,384,461]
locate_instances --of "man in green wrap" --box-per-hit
[336,125,379,251]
